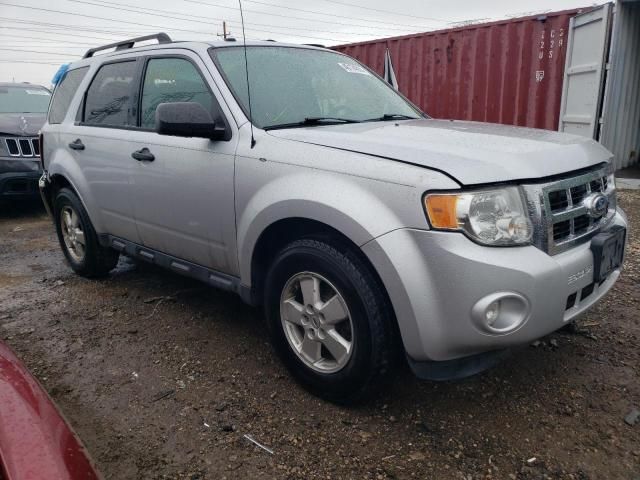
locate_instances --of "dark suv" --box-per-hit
[0,82,51,199]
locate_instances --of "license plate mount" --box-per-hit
[591,226,626,283]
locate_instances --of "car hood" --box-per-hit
[0,112,46,136]
[267,119,611,185]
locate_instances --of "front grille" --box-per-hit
[573,214,590,235]
[569,184,588,204]
[590,179,603,192]
[549,190,569,212]
[19,139,33,156]
[5,138,19,156]
[553,220,571,241]
[2,137,40,157]
[523,164,616,255]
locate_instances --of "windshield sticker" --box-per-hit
[25,89,50,95]
[337,63,371,76]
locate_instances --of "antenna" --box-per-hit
[238,0,256,148]
[217,21,231,40]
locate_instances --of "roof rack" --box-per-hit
[83,33,172,58]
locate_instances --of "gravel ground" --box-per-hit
[1,192,639,480]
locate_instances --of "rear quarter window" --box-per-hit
[83,61,137,127]
[48,67,88,124]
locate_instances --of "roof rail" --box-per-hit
[83,33,172,59]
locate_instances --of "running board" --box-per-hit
[100,234,244,297]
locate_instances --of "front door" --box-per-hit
[128,54,237,274]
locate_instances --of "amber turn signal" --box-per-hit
[424,194,459,229]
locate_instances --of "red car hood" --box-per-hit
[0,341,101,480]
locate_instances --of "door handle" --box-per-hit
[68,139,85,151]
[131,147,155,162]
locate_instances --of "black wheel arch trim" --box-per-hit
[407,348,511,381]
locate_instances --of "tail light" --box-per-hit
[39,133,44,169]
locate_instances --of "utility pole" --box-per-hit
[217,21,231,40]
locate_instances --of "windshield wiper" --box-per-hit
[265,117,361,130]
[363,113,419,122]
[303,116,360,124]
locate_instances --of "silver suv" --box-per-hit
[40,34,628,403]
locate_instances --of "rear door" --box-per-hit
[127,53,237,273]
[558,4,612,138]
[61,59,142,243]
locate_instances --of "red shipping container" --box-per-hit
[334,9,588,131]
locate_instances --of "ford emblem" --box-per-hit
[583,193,609,218]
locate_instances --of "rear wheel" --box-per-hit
[54,188,119,277]
[264,238,395,403]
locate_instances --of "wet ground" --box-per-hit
[0,193,639,480]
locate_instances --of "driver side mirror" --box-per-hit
[155,102,227,140]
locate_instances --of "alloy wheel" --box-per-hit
[280,272,354,373]
[60,205,86,263]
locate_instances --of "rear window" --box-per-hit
[0,85,51,114]
[48,67,88,124]
[83,61,136,127]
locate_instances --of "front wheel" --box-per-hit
[264,238,396,403]
[54,188,119,277]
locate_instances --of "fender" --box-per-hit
[237,168,422,287]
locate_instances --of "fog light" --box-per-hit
[471,292,530,335]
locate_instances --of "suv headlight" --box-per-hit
[424,187,533,246]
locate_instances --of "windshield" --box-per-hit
[0,85,51,114]
[211,46,421,129]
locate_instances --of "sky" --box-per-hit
[0,0,604,86]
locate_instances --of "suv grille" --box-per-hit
[3,137,40,158]
[523,164,616,255]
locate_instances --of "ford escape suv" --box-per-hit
[0,82,51,199]
[39,34,627,403]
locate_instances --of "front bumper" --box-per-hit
[0,158,41,198]
[363,209,628,363]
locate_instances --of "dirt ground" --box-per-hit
[1,192,638,480]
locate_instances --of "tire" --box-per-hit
[54,187,119,277]
[264,237,396,404]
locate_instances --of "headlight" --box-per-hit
[424,187,533,246]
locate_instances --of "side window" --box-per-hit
[140,58,214,129]
[83,61,136,127]
[48,67,88,124]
